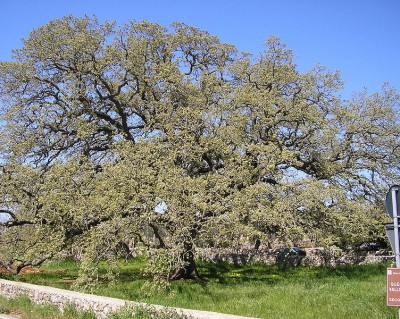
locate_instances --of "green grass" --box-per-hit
[0,258,398,319]
[0,294,97,319]
[0,294,189,319]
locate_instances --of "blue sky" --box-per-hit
[1,0,399,98]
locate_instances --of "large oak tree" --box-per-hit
[0,16,399,282]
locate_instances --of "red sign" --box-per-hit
[387,268,400,306]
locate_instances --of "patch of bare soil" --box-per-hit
[0,266,67,275]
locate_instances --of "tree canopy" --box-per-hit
[0,15,399,282]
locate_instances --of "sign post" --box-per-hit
[385,185,400,318]
[392,186,400,267]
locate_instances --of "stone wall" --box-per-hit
[196,247,394,267]
[302,248,394,267]
[0,279,257,319]
[0,279,128,318]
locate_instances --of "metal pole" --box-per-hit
[391,187,400,319]
[392,188,400,267]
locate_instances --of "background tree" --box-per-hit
[0,15,398,282]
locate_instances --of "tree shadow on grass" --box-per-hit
[195,260,390,286]
[1,257,390,299]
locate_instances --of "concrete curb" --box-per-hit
[0,279,259,319]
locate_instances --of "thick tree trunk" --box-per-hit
[169,242,200,280]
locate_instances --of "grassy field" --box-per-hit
[0,294,96,319]
[0,294,190,319]
[0,257,397,319]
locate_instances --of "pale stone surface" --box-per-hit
[0,279,258,319]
